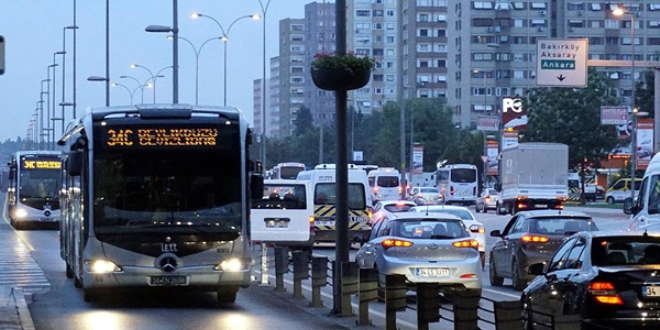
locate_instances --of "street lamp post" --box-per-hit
[61,25,78,132]
[168,35,221,105]
[191,12,260,106]
[258,0,273,172]
[111,82,139,105]
[613,6,637,199]
[120,75,147,104]
[130,64,167,103]
[144,0,179,103]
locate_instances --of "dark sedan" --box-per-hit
[523,231,660,330]
[489,209,598,290]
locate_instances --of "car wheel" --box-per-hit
[511,259,527,291]
[65,261,74,279]
[489,254,504,286]
[522,301,534,330]
[483,207,487,214]
[607,196,615,205]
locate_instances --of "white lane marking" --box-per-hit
[2,197,36,251]
[482,288,520,299]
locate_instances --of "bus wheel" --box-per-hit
[217,286,238,304]
[74,275,82,288]
[65,262,74,279]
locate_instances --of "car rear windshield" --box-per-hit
[592,237,660,266]
[420,187,439,194]
[377,176,399,188]
[384,204,415,212]
[529,217,597,235]
[392,219,469,239]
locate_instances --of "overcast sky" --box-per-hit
[0,0,317,142]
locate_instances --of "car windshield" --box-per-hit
[377,176,399,187]
[428,208,474,221]
[384,203,415,212]
[392,218,470,239]
[253,184,307,210]
[420,187,439,194]
[487,189,497,195]
[592,237,660,266]
[529,217,597,235]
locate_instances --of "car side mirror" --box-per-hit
[623,197,637,215]
[528,262,546,276]
[490,230,501,237]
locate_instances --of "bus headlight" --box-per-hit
[13,208,28,219]
[85,260,122,274]
[215,258,249,272]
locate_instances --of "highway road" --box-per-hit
[6,199,630,330]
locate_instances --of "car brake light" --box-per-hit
[452,239,479,249]
[521,235,549,243]
[382,239,413,249]
[373,187,379,193]
[469,224,485,233]
[588,282,623,305]
[309,216,315,233]
[517,203,528,210]
[398,186,403,193]
[485,196,491,201]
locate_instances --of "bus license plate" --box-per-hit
[150,276,189,286]
[534,204,548,208]
[316,221,335,226]
[643,285,660,297]
[416,268,450,277]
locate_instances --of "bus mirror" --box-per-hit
[67,151,83,176]
[494,183,501,192]
[251,174,264,199]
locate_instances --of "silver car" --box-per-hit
[475,188,498,213]
[355,212,482,294]
[410,186,443,205]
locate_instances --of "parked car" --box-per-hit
[409,205,486,268]
[595,185,605,200]
[409,186,443,205]
[605,178,642,204]
[523,231,660,330]
[354,212,482,296]
[370,200,416,226]
[489,209,598,290]
[475,188,498,213]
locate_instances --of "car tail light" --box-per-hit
[398,186,403,194]
[588,282,623,305]
[485,196,491,201]
[450,186,455,196]
[367,208,373,219]
[521,235,549,243]
[460,274,478,279]
[469,224,485,233]
[373,187,379,193]
[452,239,479,249]
[517,202,528,210]
[382,239,413,250]
[309,216,315,233]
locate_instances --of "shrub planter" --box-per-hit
[311,66,371,91]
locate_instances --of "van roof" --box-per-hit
[644,152,660,176]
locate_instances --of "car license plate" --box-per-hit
[316,221,335,226]
[350,216,369,222]
[416,268,450,277]
[149,276,189,286]
[534,204,548,208]
[643,285,660,297]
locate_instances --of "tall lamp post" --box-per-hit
[168,35,221,105]
[130,64,166,103]
[61,25,78,132]
[111,82,139,105]
[258,0,273,172]
[144,0,179,104]
[119,75,149,104]
[191,12,260,106]
[613,6,637,198]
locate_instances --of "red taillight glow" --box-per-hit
[398,186,403,193]
[517,203,528,210]
[588,282,623,305]
[373,187,379,193]
[521,235,549,243]
[382,239,413,249]
[452,239,479,249]
[485,196,491,201]
[460,274,477,279]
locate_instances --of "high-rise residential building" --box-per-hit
[348,0,399,114]
[253,78,265,137]
[269,56,280,137]
[278,18,307,137]
[305,1,337,127]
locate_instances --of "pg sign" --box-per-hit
[502,97,527,131]
[536,39,588,88]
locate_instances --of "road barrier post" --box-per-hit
[274,246,289,292]
[340,261,358,317]
[416,283,441,330]
[453,289,481,330]
[292,250,309,299]
[260,243,269,285]
[357,268,378,325]
[310,256,328,307]
[495,300,523,330]
[384,274,407,330]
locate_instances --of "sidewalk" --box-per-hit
[0,226,48,330]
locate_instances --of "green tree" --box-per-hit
[293,106,314,136]
[406,98,457,171]
[636,69,655,119]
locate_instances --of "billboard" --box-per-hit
[477,116,499,131]
[412,145,424,174]
[486,140,499,175]
[502,131,519,148]
[502,97,527,131]
[601,106,628,126]
[636,118,654,170]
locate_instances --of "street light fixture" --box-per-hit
[167,35,221,105]
[191,12,260,106]
[144,0,180,104]
[129,63,166,103]
[111,82,139,105]
[613,6,638,199]
[120,75,147,104]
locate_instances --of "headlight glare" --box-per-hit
[85,260,122,274]
[14,208,28,218]
[217,258,243,272]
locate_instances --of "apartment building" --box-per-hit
[277,18,307,137]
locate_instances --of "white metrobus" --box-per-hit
[436,164,479,205]
[269,162,306,179]
[58,104,263,303]
[7,151,62,229]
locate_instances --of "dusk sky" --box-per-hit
[0,0,317,142]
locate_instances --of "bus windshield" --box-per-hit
[19,168,61,200]
[93,149,242,234]
[451,169,476,183]
[279,166,305,179]
[314,183,366,210]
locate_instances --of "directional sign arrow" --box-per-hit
[557,75,566,81]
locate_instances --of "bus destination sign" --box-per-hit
[22,160,62,170]
[104,128,218,148]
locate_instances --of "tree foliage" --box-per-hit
[636,69,655,119]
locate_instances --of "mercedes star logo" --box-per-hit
[428,243,439,250]
[159,256,178,273]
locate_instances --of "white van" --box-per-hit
[251,179,315,250]
[625,153,660,231]
[367,167,401,204]
[297,166,373,242]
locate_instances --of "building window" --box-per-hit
[419,29,430,37]
[386,36,395,43]
[418,13,430,22]
[473,2,494,10]
[291,77,304,83]
[291,66,304,74]
[356,10,370,17]
[531,2,547,9]
[386,23,395,30]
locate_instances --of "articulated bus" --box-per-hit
[58,104,263,303]
[7,151,62,229]
[436,164,479,205]
[269,162,306,179]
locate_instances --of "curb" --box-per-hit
[12,288,35,330]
